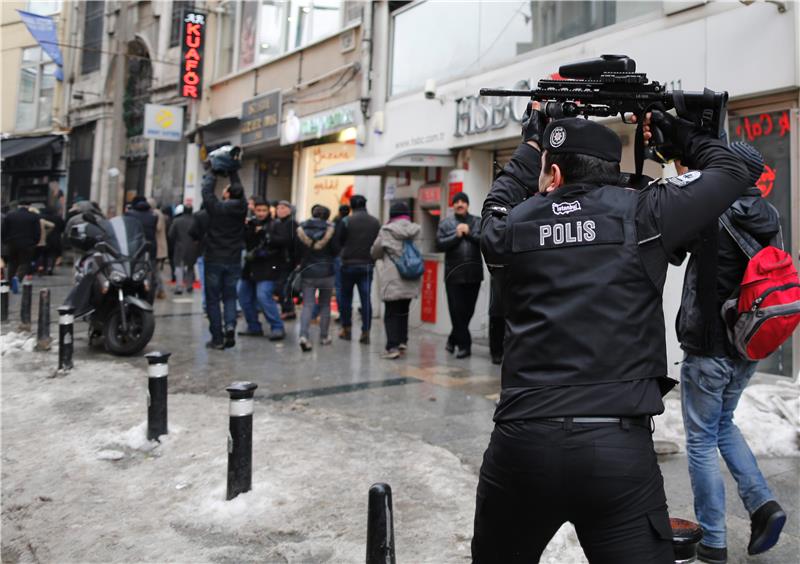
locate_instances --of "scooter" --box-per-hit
[65,213,155,356]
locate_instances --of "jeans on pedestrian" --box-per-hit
[311,258,341,321]
[204,261,241,343]
[300,276,333,340]
[339,264,373,332]
[238,278,284,333]
[680,354,775,548]
[445,281,481,351]
[196,257,205,308]
[384,299,410,351]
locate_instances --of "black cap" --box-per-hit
[543,118,622,162]
[729,141,765,185]
[389,201,410,218]
[451,192,469,205]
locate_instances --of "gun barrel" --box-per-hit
[479,89,533,97]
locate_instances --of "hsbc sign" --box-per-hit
[179,11,206,99]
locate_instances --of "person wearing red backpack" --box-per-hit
[675,141,786,564]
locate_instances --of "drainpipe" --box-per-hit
[359,1,373,126]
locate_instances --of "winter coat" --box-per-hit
[168,213,199,267]
[370,218,422,302]
[125,202,158,249]
[436,213,484,284]
[676,187,781,357]
[2,207,41,248]
[201,172,247,263]
[271,215,298,268]
[337,209,381,266]
[296,218,336,280]
[242,219,285,282]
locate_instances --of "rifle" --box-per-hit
[479,54,729,179]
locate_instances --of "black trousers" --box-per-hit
[445,281,481,351]
[383,299,410,351]
[489,315,505,358]
[6,245,35,280]
[472,419,674,564]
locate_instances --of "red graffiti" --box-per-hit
[756,163,776,198]
[735,111,791,142]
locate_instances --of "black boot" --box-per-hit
[697,544,727,564]
[748,500,786,555]
[224,329,236,349]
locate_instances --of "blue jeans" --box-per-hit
[237,278,284,333]
[196,256,205,309]
[681,354,774,548]
[311,257,341,320]
[204,261,241,343]
[339,263,373,332]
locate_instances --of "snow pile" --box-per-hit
[653,379,800,457]
[1,330,36,354]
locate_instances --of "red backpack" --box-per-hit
[720,211,800,361]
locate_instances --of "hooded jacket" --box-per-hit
[676,187,781,357]
[370,218,422,301]
[296,218,336,279]
[125,200,157,248]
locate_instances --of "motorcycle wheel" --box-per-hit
[103,307,155,356]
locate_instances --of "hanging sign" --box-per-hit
[179,10,206,99]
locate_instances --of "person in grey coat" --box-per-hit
[168,205,199,294]
[370,201,422,359]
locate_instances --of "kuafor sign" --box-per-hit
[179,11,206,99]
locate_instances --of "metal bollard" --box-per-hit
[145,352,171,441]
[19,276,33,331]
[1,279,9,322]
[226,381,258,501]
[366,483,396,564]
[671,517,703,563]
[36,289,51,350]
[57,305,75,373]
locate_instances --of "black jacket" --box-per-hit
[201,172,247,262]
[297,218,337,279]
[168,213,199,266]
[482,132,749,420]
[273,215,299,267]
[242,218,286,282]
[436,213,483,284]
[676,188,780,357]
[2,207,41,248]
[338,209,381,266]
[125,202,157,247]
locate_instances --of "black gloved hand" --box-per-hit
[650,110,696,152]
[521,101,547,146]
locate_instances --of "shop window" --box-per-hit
[81,1,104,75]
[16,47,55,131]
[729,108,795,377]
[169,1,194,47]
[390,0,660,97]
[26,0,61,15]
[215,1,237,78]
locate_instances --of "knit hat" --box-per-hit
[729,141,765,186]
[389,201,410,218]
[451,192,469,205]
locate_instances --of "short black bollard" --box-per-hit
[36,289,51,351]
[1,279,9,322]
[671,517,703,563]
[19,276,33,331]
[57,305,75,373]
[145,351,171,441]
[366,483,396,564]
[226,381,258,501]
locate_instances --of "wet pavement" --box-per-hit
[3,267,798,562]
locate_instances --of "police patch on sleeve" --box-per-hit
[667,170,702,188]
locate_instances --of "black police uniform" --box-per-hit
[473,117,750,563]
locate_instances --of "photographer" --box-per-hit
[237,198,286,341]
[472,103,750,562]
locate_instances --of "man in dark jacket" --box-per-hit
[676,142,786,563]
[2,202,41,288]
[202,149,248,350]
[273,200,299,319]
[436,191,483,358]
[237,198,286,340]
[336,195,380,344]
[168,205,198,294]
[125,196,158,249]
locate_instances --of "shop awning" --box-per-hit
[316,148,455,176]
[1,135,61,160]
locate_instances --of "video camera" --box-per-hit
[480,55,729,174]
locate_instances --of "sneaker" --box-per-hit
[237,329,264,337]
[359,332,370,345]
[206,340,225,350]
[456,348,471,359]
[223,329,236,349]
[697,544,727,564]
[339,327,352,341]
[174,288,184,295]
[445,341,455,354]
[381,349,400,360]
[320,336,333,346]
[748,500,786,555]
[398,343,407,351]
[299,336,312,352]
[268,329,286,341]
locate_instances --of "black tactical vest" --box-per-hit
[500,183,667,395]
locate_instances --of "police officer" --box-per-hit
[473,103,750,563]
